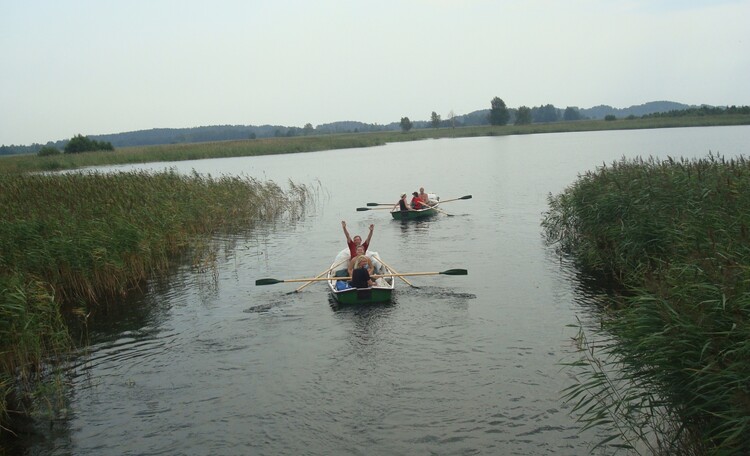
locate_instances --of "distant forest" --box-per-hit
[3,100,748,156]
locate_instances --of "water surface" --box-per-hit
[28,126,750,455]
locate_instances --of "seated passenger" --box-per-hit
[411,192,425,210]
[348,246,375,288]
[393,193,412,212]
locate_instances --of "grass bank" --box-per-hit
[1,114,749,174]
[542,154,750,455]
[0,170,308,435]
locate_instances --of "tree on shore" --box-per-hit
[515,106,532,125]
[563,107,582,121]
[37,145,61,156]
[489,97,510,125]
[532,104,560,123]
[400,117,413,132]
[430,111,441,128]
[64,134,114,154]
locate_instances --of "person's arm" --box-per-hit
[341,220,352,243]
[347,258,354,276]
[363,224,374,247]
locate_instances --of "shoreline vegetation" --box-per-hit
[1,114,749,174]
[0,170,310,436]
[1,115,749,448]
[542,154,750,455]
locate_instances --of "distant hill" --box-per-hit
[0,100,720,155]
[580,101,695,119]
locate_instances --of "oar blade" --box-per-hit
[366,203,379,206]
[460,195,472,200]
[255,278,283,285]
[356,207,371,211]
[440,269,468,275]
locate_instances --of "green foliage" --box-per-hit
[64,134,114,154]
[489,97,509,125]
[514,106,532,125]
[532,104,560,123]
[37,146,60,156]
[604,114,617,121]
[430,111,441,128]
[0,171,310,430]
[563,107,582,121]
[543,154,750,454]
[0,274,71,434]
[400,117,413,132]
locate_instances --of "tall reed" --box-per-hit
[0,170,309,434]
[543,154,750,455]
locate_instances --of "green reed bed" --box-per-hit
[0,170,308,434]
[543,154,750,455]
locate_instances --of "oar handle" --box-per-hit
[438,195,472,203]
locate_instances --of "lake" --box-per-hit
[24,126,750,455]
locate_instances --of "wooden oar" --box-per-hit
[371,255,418,288]
[256,269,467,286]
[437,195,472,204]
[426,204,454,217]
[288,258,348,294]
[356,207,392,211]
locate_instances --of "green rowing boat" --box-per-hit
[326,254,395,305]
[390,206,438,220]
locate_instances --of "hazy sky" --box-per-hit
[2,0,749,146]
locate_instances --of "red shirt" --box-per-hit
[348,240,369,258]
[411,197,424,209]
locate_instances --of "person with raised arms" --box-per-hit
[341,220,374,259]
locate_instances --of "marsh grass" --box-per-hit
[543,154,750,455]
[0,170,309,434]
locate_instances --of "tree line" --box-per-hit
[3,102,748,155]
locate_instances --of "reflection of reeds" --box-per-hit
[0,170,308,432]
[544,154,750,454]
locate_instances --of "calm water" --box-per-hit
[24,126,750,455]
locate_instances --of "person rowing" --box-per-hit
[392,193,413,212]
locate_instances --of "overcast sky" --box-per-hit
[2,0,749,146]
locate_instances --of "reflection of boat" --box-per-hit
[390,193,440,220]
[326,249,395,305]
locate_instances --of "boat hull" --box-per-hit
[329,286,393,305]
[390,207,438,220]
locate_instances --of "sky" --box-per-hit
[2,0,749,146]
